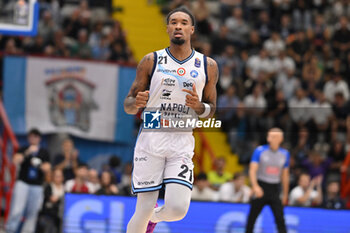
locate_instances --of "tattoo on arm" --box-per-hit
[124,53,154,114]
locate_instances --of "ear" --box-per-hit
[191,26,194,35]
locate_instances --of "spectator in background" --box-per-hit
[311,14,330,51]
[91,35,111,60]
[332,16,350,59]
[109,40,130,63]
[119,162,133,196]
[24,35,45,54]
[244,84,267,140]
[70,29,92,59]
[38,10,57,43]
[219,0,242,23]
[88,168,101,193]
[218,172,251,203]
[65,164,93,193]
[311,90,333,142]
[266,90,288,129]
[302,150,332,179]
[289,173,323,207]
[328,141,346,175]
[278,14,294,40]
[246,30,262,56]
[341,151,350,209]
[217,64,234,95]
[108,155,122,184]
[246,49,272,81]
[324,73,349,103]
[211,25,231,56]
[292,0,312,31]
[4,38,21,54]
[225,7,250,48]
[63,9,81,39]
[263,31,286,57]
[255,11,273,42]
[208,157,232,190]
[288,30,310,69]
[6,129,51,233]
[302,55,322,91]
[322,181,345,209]
[191,173,217,201]
[289,88,312,136]
[54,138,80,181]
[192,0,211,36]
[331,92,350,142]
[276,65,300,101]
[37,169,65,233]
[217,85,240,132]
[96,171,119,195]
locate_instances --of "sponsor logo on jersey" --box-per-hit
[161,77,176,87]
[157,68,176,73]
[190,70,198,78]
[160,103,190,115]
[138,181,155,186]
[143,110,161,129]
[183,81,193,88]
[194,58,201,68]
[177,68,186,76]
[135,156,147,162]
[160,89,172,100]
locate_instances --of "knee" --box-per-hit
[166,202,189,221]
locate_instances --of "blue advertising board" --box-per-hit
[63,194,350,233]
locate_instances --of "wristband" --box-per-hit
[198,103,211,118]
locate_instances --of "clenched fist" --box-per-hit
[135,90,149,108]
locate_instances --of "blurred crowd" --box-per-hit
[6,129,133,233]
[0,0,135,64]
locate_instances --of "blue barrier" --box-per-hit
[63,193,350,233]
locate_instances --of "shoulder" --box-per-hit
[279,148,290,156]
[139,52,155,66]
[206,56,218,68]
[257,145,269,153]
[205,56,218,82]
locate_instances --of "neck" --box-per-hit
[270,145,279,151]
[168,43,192,60]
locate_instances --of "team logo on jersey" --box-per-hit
[194,58,201,68]
[177,68,186,76]
[143,110,161,129]
[190,70,198,78]
[160,89,172,100]
[161,77,176,87]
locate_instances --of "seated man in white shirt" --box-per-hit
[218,172,251,203]
[289,173,323,207]
[191,173,218,201]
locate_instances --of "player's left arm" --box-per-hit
[183,57,218,118]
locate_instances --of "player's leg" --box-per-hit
[150,183,192,222]
[127,150,165,233]
[245,197,266,233]
[269,197,287,233]
[126,191,159,233]
[150,152,194,223]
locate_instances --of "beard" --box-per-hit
[171,37,185,45]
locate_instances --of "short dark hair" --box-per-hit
[28,128,41,137]
[196,172,207,181]
[166,7,196,26]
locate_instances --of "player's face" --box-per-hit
[267,131,283,148]
[167,12,194,45]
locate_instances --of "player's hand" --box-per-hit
[182,84,202,114]
[135,90,149,108]
[253,185,264,198]
[25,145,39,156]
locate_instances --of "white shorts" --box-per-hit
[132,130,194,194]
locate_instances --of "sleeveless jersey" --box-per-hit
[135,48,208,157]
[146,48,207,123]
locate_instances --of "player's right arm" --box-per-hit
[124,53,154,115]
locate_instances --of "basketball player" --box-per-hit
[124,7,218,233]
[245,128,290,233]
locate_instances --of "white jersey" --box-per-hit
[135,47,208,157]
